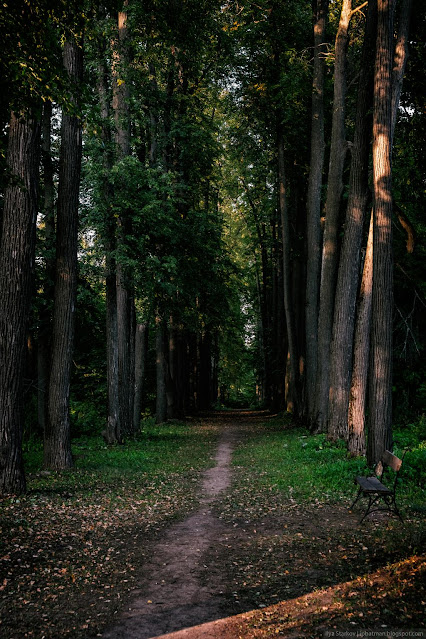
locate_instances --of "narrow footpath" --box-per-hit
[103,420,239,639]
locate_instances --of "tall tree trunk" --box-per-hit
[347,0,412,456]
[97,4,121,445]
[174,327,187,418]
[38,100,55,436]
[112,4,133,437]
[133,323,148,432]
[45,38,83,469]
[166,322,176,419]
[368,0,395,465]
[314,0,353,433]
[198,331,213,411]
[0,112,40,495]
[305,0,329,424]
[277,130,299,414]
[156,317,167,424]
[327,0,376,441]
[347,211,373,456]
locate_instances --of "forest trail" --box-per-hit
[102,412,245,639]
[101,412,425,639]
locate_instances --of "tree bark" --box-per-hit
[45,39,83,469]
[38,100,56,437]
[156,317,168,424]
[0,112,40,495]
[277,129,299,415]
[347,211,373,456]
[112,4,133,437]
[95,4,122,445]
[133,323,148,431]
[314,0,353,433]
[305,0,329,424]
[327,0,376,441]
[347,0,411,457]
[368,0,395,465]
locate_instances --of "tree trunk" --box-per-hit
[277,130,299,414]
[198,331,213,411]
[166,323,176,419]
[133,323,148,432]
[188,331,198,413]
[315,0,352,433]
[105,263,121,444]
[305,0,329,424]
[112,4,133,437]
[38,100,56,436]
[368,0,395,465]
[327,0,376,441]
[45,39,83,469]
[97,5,121,445]
[347,0,411,457]
[347,211,373,456]
[156,317,167,424]
[0,112,40,495]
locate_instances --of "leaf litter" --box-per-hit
[0,412,424,638]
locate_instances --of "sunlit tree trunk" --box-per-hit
[327,0,376,441]
[0,112,40,494]
[305,0,328,425]
[368,0,395,465]
[347,211,373,456]
[45,38,83,469]
[346,0,412,457]
[315,0,353,433]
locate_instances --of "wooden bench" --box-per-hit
[350,450,406,523]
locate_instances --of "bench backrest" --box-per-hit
[382,450,402,472]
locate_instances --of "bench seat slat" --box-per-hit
[355,476,392,494]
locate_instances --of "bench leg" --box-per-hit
[359,494,404,524]
[359,494,380,523]
[349,487,362,511]
[383,494,404,523]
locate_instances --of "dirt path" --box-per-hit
[102,419,239,639]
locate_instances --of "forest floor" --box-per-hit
[0,411,425,638]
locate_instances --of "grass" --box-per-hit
[231,415,426,509]
[23,418,218,496]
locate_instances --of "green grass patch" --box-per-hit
[232,417,426,508]
[22,418,218,498]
